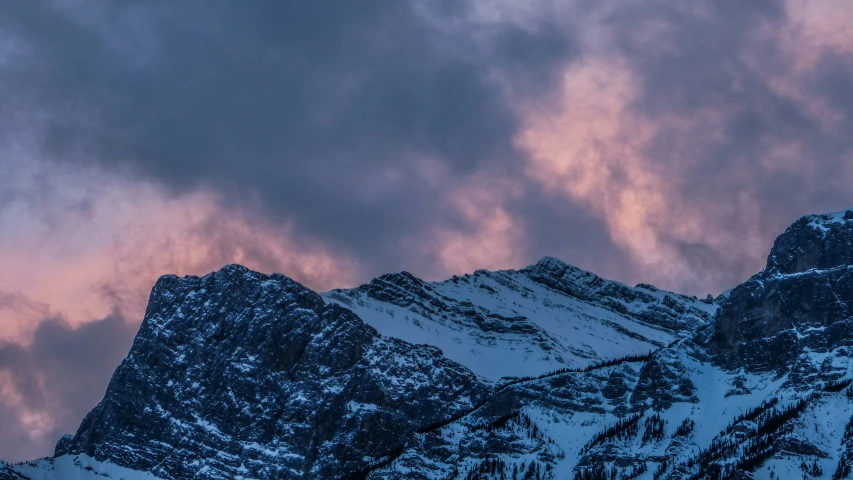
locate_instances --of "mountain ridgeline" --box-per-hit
[3,209,853,480]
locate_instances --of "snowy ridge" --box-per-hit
[806,210,853,231]
[323,257,715,381]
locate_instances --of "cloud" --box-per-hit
[0,155,360,344]
[3,0,850,299]
[516,0,853,293]
[0,314,137,462]
[0,0,576,278]
[430,172,527,274]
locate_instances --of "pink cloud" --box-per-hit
[786,0,853,67]
[431,173,526,275]
[516,57,720,285]
[0,157,360,345]
[514,1,853,294]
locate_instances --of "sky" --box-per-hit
[1,0,852,462]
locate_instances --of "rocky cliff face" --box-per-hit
[54,266,490,479]
[6,209,853,480]
[708,211,853,373]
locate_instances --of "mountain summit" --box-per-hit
[323,255,714,381]
[4,209,853,480]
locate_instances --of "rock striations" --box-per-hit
[323,257,715,381]
[5,209,853,480]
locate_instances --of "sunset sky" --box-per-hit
[2,0,853,461]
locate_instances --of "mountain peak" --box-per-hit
[803,208,853,229]
[764,208,853,277]
[528,255,601,282]
[51,263,488,479]
[216,262,251,275]
[323,255,714,383]
[534,255,569,270]
[375,270,423,286]
[708,207,853,373]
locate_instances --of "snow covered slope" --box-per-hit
[323,257,716,380]
[1,455,162,480]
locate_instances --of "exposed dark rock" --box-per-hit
[708,212,853,373]
[55,265,490,479]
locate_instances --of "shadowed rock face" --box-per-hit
[708,211,853,372]
[55,265,490,479]
[766,211,853,276]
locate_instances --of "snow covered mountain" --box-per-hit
[322,257,716,381]
[3,209,853,480]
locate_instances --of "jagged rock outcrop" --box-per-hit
[54,266,490,479]
[708,210,853,373]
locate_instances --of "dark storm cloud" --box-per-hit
[506,187,642,280]
[0,0,578,276]
[811,51,853,131]
[0,314,136,462]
